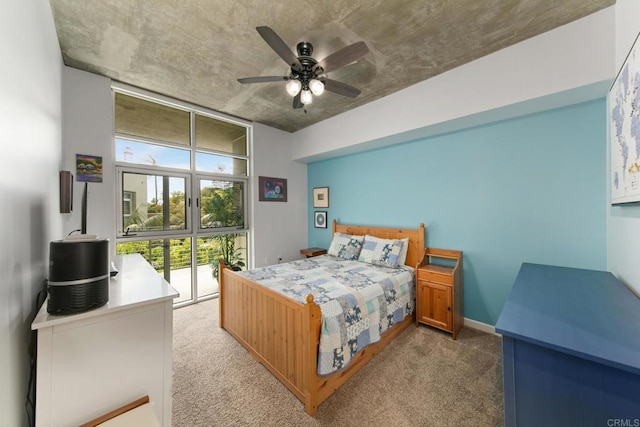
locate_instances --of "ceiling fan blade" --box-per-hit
[323,79,361,98]
[237,76,287,84]
[293,93,303,109]
[314,41,369,74]
[256,26,300,68]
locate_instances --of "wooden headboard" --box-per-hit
[333,220,426,267]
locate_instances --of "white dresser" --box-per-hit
[32,254,178,427]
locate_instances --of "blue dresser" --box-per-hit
[495,263,640,427]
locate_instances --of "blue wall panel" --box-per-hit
[307,99,607,325]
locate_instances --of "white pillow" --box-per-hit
[397,237,409,266]
[327,233,364,260]
[358,235,404,268]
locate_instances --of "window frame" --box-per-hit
[113,84,250,171]
[195,174,249,234]
[115,165,193,239]
[112,84,253,308]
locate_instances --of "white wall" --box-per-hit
[291,7,615,162]
[62,67,116,250]
[251,124,308,267]
[0,2,63,426]
[607,0,640,295]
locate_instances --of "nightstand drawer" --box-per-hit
[416,268,454,285]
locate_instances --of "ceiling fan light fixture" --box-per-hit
[300,89,313,105]
[309,79,324,96]
[238,27,369,110]
[285,79,302,96]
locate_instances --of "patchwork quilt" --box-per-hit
[237,255,415,375]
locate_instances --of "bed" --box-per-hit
[218,220,425,415]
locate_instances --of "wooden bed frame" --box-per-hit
[218,220,425,415]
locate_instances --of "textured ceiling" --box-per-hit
[49,0,614,133]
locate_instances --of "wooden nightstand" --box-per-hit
[415,248,463,339]
[300,247,327,258]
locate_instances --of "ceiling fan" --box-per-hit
[237,26,369,109]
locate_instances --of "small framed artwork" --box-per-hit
[76,154,103,183]
[312,187,329,208]
[259,176,287,202]
[314,211,327,228]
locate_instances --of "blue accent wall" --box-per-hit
[308,99,607,325]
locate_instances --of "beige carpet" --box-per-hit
[172,299,503,426]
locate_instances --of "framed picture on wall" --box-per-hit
[314,211,327,228]
[610,31,640,204]
[76,154,103,183]
[259,176,287,202]
[312,187,329,208]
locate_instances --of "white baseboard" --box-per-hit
[464,317,499,336]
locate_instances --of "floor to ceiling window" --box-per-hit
[112,87,251,307]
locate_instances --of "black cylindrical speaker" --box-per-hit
[47,239,109,315]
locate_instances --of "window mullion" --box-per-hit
[162,176,170,230]
[189,110,198,304]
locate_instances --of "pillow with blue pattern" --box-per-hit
[358,235,405,268]
[327,232,364,260]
